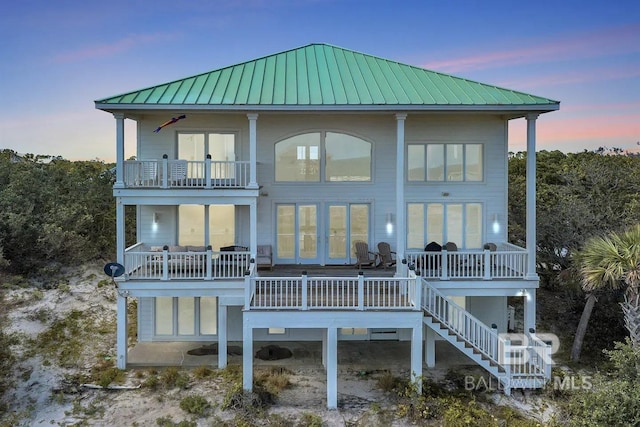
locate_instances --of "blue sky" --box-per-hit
[1,0,638,161]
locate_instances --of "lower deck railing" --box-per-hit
[245,272,421,311]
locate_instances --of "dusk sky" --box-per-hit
[1,0,638,162]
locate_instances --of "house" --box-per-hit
[95,43,559,408]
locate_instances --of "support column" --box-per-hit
[218,304,228,368]
[242,320,253,391]
[116,198,125,266]
[524,289,537,334]
[116,293,128,369]
[250,199,257,262]
[525,114,539,280]
[204,205,210,248]
[395,113,407,276]
[411,322,423,392]
[247,113,259,189]
[425,325,435,368]
[114,113,125,189]
[326,327,338,409]
[321,329,327,368]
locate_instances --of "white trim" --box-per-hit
[96,103,559,113]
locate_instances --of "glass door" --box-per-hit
[326,203,369,265]
[327,205,348,264]
[276,204,319,264]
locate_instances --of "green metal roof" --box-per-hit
[95,43,559,111]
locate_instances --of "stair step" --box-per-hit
[422,295,548,392]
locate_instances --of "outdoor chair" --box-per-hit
[483,242,497,251]
[353,241,378,269]
[377,242,396,269]
[169,160,188,186]
[256,244,273,270]
[444,241,464,273]
[422,241,442,272]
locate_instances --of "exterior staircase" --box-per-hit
[420,279,551,394]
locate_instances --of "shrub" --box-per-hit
[563,339,640,426]
[179,395,209,416]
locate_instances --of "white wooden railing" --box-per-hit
[406,243,528,280]
[246,272,421,311]
[124,245,251,280]
[508,334,552,385]
[422,278,505,365]
[123,158,251,189]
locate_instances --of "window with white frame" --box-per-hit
[155,296,217,336]
[275,132,372,182]
[408,143,483,182]
[407,203,483,249]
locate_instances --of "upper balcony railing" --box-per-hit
[123,158,251,189]
[405,242,528,280]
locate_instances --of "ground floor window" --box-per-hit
[154,296,217,337]
[407,202,482,249]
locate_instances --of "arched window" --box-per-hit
[275,132,371,182]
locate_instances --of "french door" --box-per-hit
[326,203,369,265]
[276,203,370,265]
[276,204,320,264]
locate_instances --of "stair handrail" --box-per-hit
[421,278,507,365]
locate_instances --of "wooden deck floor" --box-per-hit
[257,264,397,277]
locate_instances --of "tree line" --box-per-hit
[1,148,639,279]
[0,150,135,277]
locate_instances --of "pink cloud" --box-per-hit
[52,32,179,63]
[510,114,640,150]
[422,23,640,73]
[497,66,640,90]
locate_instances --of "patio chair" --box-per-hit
[169,160,188,186]
[444,242,458,251]
[483,242,497,251]
[377,242,396,269]
[444,241,464,273]
[354,241,378,269]
[424,242,442,270]
[142,161,158,186]
[256,244,273,270]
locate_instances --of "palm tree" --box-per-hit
[572,225,640,359]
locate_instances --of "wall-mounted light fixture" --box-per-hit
[386,213,394,236]
[153,212,160,224]
[492,213,500,234]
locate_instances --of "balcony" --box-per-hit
[123,158,251,189]
[405,242,528,280]
[246,272,421,311]
[124,243,251,280]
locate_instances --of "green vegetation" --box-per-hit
[0,149,135,277]
[1,149,640,424]
[179,395,210,416]
[557,339,640,425]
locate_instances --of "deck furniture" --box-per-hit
[353,241,378,269]
[256,245,273,270]
[377,242,396,269]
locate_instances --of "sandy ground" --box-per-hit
[0,264,555,426]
